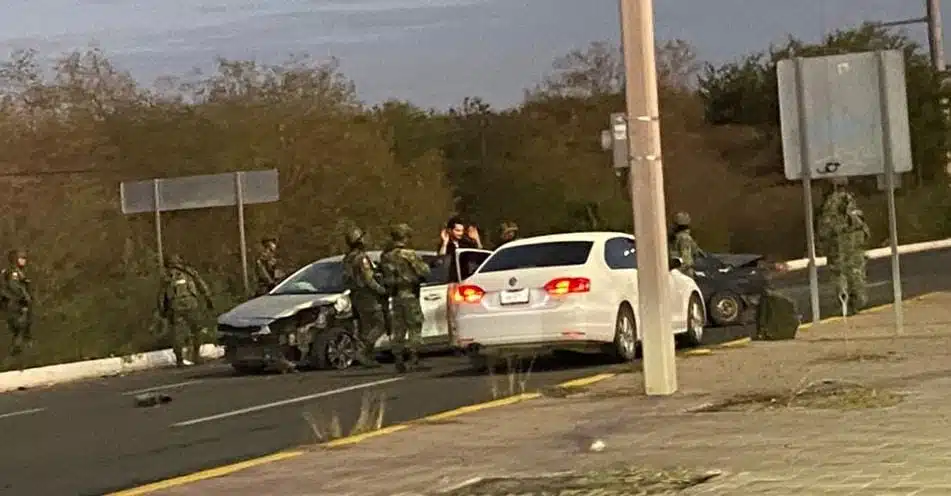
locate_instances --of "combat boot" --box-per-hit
[394,351,407,374]
[189,345,204,366]
[356,350,382,369]
[408,350,430,372]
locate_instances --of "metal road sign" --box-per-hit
[778,50,913,181]
[120,169,279,214]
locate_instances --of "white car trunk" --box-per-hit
[457,267,595,343]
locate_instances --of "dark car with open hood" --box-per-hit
[691,252,783,327]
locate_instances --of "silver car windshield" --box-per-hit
[271,261,346,295]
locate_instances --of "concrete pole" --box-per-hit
[618,0,677,395]
[926,0,951,180]
[927,0,945,72]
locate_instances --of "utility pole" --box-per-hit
[927,0,945,72]
[927,0,951,180]
[879,0,948,180]
[876,0,944,71]
[618,0,677,395]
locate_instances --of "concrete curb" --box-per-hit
[4,237,951,393]
[0,344,224,393]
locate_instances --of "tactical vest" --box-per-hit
[165,268,199,310]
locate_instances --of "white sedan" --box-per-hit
[450,232,706,369]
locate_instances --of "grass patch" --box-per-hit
[302,391,387,444]
[809,351,902,365]
[486,355,537,400]
[442,467,722,495]
[691,379,903,413]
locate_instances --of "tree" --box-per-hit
[698,23,951,184]
[0,50,454,369]
[526,40,702,101]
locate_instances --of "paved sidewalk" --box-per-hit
[156,293,951,495]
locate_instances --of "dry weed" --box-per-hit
[487,355,537,400]
[303,391,387,443]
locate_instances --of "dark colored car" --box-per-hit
[691,252,772,327]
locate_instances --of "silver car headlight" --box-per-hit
[316,308,329,328]
[334,295,351,315]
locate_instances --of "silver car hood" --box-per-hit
[217,293,344,327]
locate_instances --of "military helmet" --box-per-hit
[390,223,413,242]
[673,211,691,226]
[7,249,25,264]
[344,227,365,247]
[165,253,184,268]
[261,236,277,245]
[499,220,519,234]
[830,176,848,186]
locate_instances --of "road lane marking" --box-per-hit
[799,290,938,330]
[122,380,204,396]
[0,407,45,419]
[715,337,751,348]
[171,377,405,428]
[115,371,620,494]
[104,450,305,496]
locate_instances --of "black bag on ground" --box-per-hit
[754,289,800,341]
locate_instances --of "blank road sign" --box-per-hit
[777,50,913,181]
[120,169,280,214]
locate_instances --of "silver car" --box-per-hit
[216,248,492,373]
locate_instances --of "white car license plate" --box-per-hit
[500,288,530,305]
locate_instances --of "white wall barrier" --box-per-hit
[782,238,951,271]
[0,344,224,393]
[3,237,951,393]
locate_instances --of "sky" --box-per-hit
[0,0,942,109]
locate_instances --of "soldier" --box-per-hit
[817,177,870,314]
[1,249,32,357]
[159,254,214,367]
[255,236,283,296]
[342,227,387,368]
[496,221,519,249]
[380,223,431,373]
[668,211,703,278]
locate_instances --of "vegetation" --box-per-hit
[0,23,948,369]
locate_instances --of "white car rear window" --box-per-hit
[478,241,594,273]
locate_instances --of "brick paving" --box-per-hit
[157,293,951,495]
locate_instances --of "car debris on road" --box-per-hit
[134,392,172,407]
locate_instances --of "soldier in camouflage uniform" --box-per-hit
[668,211,703,278]
[255,236,283,296]
[1,249,32,357]
[159,254,214,366]
[342,227,387,368]
[380,224,431,373]
[817,177,870,314]
[496,221,519,249]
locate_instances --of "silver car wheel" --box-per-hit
[686,295,705,345]
[615,309,637,360]
[326,333,356,370]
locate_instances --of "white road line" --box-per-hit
[122,380,204,396]
[0,407,45,420]
[171,377,404,428]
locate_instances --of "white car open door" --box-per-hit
[447,248,493,347]
[455,248,493,283]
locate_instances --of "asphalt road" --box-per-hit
[2,248,949,496]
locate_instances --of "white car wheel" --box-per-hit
[683,293,705,346]
[613,305,637,361]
